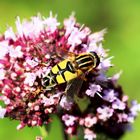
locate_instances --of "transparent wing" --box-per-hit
[65,77,84,99]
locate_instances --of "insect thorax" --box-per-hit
[42,59,78,88]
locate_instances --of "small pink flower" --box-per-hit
[41,92,62,107]
[87,29,107,58]
[26,58,39,68]
[112,99,126,110]
[118,113,128,123]
[0,106,6,118]
[84,128,96,140]
[84,115,97,128]
[130,100,140,116]
[0,96,10,105]
[88,29,107,44]
[43,12,60,33]
[24,72,37,86]
[0,69,6,80]
[4,27,16,41]
[16,123,25,130]
[85,83,102,97]
[127,115,135,123]
[36,136,43,140]
[109,71,122,84]
[15,16,44,39]
[0,41,9,59]
[97,106,114,121]
[95,72,107,82]
[68,27,88,51]
[98,57,114,70]
[59,95,73,111]
[122,95,129,102]
[79,118,85,126]
[65,126,76,135]
[64,13,76,36]
[62,114,78,127]
[9,45,23,58]
[103,90,117,102]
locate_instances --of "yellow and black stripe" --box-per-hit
[75,52,99,71]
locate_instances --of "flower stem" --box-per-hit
[39,126,48,139]
[63,132,69,140]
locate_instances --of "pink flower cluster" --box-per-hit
[0,13,139,140]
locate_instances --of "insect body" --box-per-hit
[42,52,100,89]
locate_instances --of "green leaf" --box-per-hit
[74,95,90,112]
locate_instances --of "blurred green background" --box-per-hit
[0,0,140,140]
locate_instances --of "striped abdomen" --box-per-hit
[75,52,100,72]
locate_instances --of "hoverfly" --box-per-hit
[42,51,100,89]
